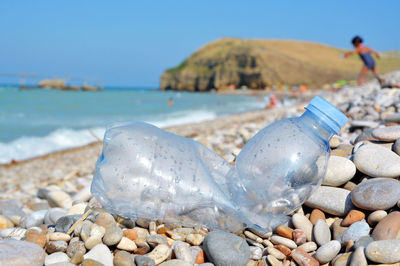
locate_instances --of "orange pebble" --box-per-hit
[157,227,168,234]
[26,231,47,248]
[276,225,293,240]
[196,249,205,264]
[341,210,365,227]
[275,244,291,257]
[123,229,138,241]
[309,209,326,225]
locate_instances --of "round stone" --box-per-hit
[203,230,250,266]
[351,178,400,210]
[270,235,297,249]
[173,242,194,264]
[48,232,71,242]
[44,208,67,225]
[0,239,46,266]
[116,237,137,252]
[353,143,400,178]
[292,213,313,241]
[113,250,135,266]
[103,225,123,246]
[315,240,341,264]
[305,186,354,216]
[84,244,113,266]
[298,241,317,253]
[309,209,325,225]
[134,255,156,266]
[66,240,86,258]
[371,211,400,240]
[365,239,400,264]
[341,210,365,227]
[44,252,69,266]
[20,210,47,229]
[55,215,80,233]
[47,190,73,209]
[372,126,400,141]
[322,156,356,187]
[349,246,368,266]
[313,219,331,246]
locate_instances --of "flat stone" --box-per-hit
[84,243,113,266]
[44,252,69,266]
[384,113,400,123]
[123,229,138,241]
[309,209,325,225]
[66,240,86,258]
[146,234,168,248]
[116,236,137,251]
[372,211,400,240]
[315,240,341,264]
[341,210,365,227]
[354,235,374,249]
[135,255,156,266]
[47,190,73,209]
[339,220,370,244]
[270,235,297,249]
[67,203,87,215]
[372,126,400,141]
[0,239,46,266]
[292,214,313,241]
[145,244,171,265]
[103,225,123,246]
[48,232,71,242]
[305,186,354,216]
[349,246,368,266]
[298,241,317,253]
[203,230,250,266]
[95,213,116,228]
[353,143,400,178]
[185,233,204,246]
[351,178,400,210]
[351,120,379,128]
[133,227,150,240]
[322,156,356,186]
[159,259,192,266]
[313,219,331,246]
[26,231,47,248]
[365,239,400,264]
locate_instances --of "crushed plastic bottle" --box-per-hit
[91,96,348,231]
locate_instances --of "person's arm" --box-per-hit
[344,49,356,58]
[367,47,380,59]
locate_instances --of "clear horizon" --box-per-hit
[1,0,399,87]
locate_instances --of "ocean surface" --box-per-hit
[0,86,280,164]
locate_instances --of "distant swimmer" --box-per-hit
[344,36,382,86]
[168,97,174,107]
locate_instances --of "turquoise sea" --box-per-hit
[0,86,276,163]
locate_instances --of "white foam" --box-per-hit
[0,110,220,164]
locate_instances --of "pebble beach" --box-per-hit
[1,71,400,266]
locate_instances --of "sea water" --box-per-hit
[0,86,285,164]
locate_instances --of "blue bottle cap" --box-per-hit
[305,96,348,134]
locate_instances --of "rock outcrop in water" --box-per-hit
[160,38,400,91]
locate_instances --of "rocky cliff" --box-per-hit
[160,38,400,91]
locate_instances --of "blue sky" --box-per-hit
[1,1,399,87]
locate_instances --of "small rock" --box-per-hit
[270,235,297,249]
[365,239,400,264]
[46,240,68,253]
[341,210,365,227]
[135,218,150,228]
[146,244,171,265]
[332,252,352,266]
[292,214,313,241]
[266,255,283,266]
[47,190,73,209]
[332,219,348,240]
[315,240,341,264]
[339,220,370,244]
[48,232,71,242]
[298,241,317,252]
[351,178,400,210]
[0,239,46,266]
[309,209,325,225]
[174,241,194,264]
[313,219,331,246]
[371,211,400,240]
[123,228,138,241]
[19,210,47,229]
[114,250,135,266]
[305,186,354,216]
[372,126,400,141]
[135,255,156,266]
[276,225,293,240]
[133,227,150,240]
[353,143,400,178]
[291,248,319,266]
[103,225,123,246]
[274,244,291,257]
[186,233,204,246]
[44,208,68,225]
[84,243,113,266]
[0,227,27,240]
[26,231,47,248]
[117,236,137,251]
[249,246,262,260]
[146,234,168,248]
[349,246,367,266]
[265,246,286,260]
[292,229,307,245]
[203,230,250,266]
[66,240,86,258]
[323,156,356,187]
[67,203,87,215]
[84,236,102,250]
[354,235,374,249]
[44,252,69,266]
[55,215,80,233]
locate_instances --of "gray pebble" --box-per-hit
[55,215,81,232]
[313,219,331,246]
[305,186,354,216]
[315,240,341,264]
[365,239,400,264]
[20,210,47,228]
[0,239,46,266]
[135,255,156,266]
[339,220,370,244]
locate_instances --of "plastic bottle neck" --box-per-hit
[298,110,336,142]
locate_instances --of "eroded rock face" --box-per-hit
[160,38,360,91]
